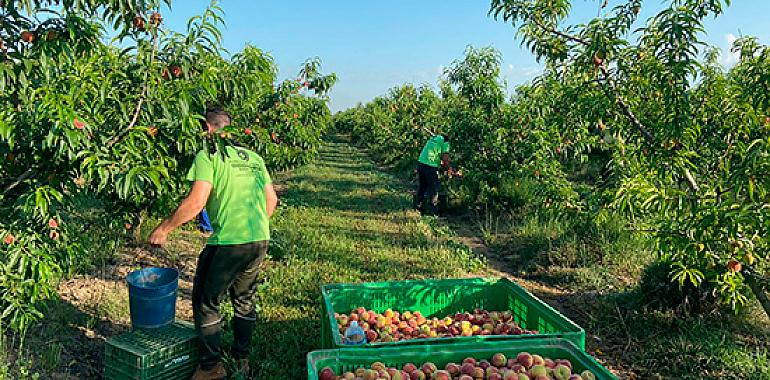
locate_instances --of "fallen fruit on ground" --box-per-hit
[73,118,86,130]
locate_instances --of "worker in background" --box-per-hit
[414,133,459,215]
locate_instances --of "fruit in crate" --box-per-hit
[336,308,538,343]
[316,352,598,380]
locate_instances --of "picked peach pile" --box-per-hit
[318,352,598,380]
[336,308,538,343]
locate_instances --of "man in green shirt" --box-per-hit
[149,108,278,380]
[414,134,456,215]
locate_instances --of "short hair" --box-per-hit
[440,133,451,142]
[205,107,231,129]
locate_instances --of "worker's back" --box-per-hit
[186,145,272,245]
[418,135,450,167]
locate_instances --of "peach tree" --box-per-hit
[490,0,770,315]
[0,0,334,331]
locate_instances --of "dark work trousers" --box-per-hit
[415,162,440,214]
[192,241,268,369]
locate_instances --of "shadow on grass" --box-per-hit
[21,298,129,379]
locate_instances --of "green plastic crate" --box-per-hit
[307,338,616,380]
[320,277,585,350]
[104,321,199,380]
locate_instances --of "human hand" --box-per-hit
[148,225,169,246]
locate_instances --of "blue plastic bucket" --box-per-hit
[126,267,179,329]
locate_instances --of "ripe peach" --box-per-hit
[433,370,451,380]
[458,376,473,380]
[556,360,572,371]
[486,366,500,377]
[356,368,366,377]
[409,369,426,380]
[460,362,475,375]
[341,372,356,380]
[592,52,603,66]
[491,353,506,367]
[365,329,378,342]
[580,370,596,380]
[488,373,502,380]
[402,363,418,373]
[516,353,533,368]
[378,369,391,380]
[4,234,14,245]
[133,15,146,30]
[532,354,545,366]
[479,360,491,370]
[553,364,572,380]
[150,12,163,25]
[362,369,378,380]
[21,30,35,43]
[349,313,359,322]
[421,362,437,375]
[356,307,366,314]
[445,363,460,375]
[506,359,517,369]
[501,371,519,380]
[472,366,485,379]
[318,367,336,380]
[462,357,477,366]
[529,365,547,377]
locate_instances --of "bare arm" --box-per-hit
[149,180,212,245]
[440,153,451,169]
[265,183,279,217]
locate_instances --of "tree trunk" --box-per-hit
[746,273,770,320]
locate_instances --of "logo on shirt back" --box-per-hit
[236,150,249,161]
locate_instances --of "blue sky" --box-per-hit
[161,1,770,112]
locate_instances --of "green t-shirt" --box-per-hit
[418,135,450,167]
[186,146,272,245]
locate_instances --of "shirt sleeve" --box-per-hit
[259,160,272,186]
[186,150,214,183]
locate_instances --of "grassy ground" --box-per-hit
[4,137,770,379]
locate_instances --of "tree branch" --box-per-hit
[106,93,145,148]
[746,270,770,320]
[530,15,589,46]
[2,167,34,195]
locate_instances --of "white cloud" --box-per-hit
[508,64,514,70]
[719,33,740,67]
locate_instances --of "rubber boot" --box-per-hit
[190,362,226,380]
